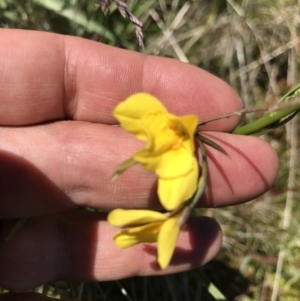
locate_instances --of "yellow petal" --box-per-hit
[108,209,166,227]
[177,115,198,153]
[133,123,197,177]
[176,114,198,142]
[114,232,142,248]
[113,222,161,248]
[156,148,196,178]
[158,157,199,210]
[157,217,180,269]
[113,93,167,141]
[141,113,177,153]
[135,146,195,179]
[132,147,159,170]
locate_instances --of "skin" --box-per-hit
[0,29,278,300]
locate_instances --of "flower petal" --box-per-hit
[157,217,180,269]
[156,148,196,178]
[113,93,167,141]
[135,147,196,179]
[176,114,199,142]
[113,222,161,248]
[108,209,166,227]
[158,157,199,210]
[142,113,180,153]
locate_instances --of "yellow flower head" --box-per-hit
[113,93,199,210]
[108,208,184,269]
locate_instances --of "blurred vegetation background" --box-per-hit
[1,0,300,300]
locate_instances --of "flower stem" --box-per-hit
[233,83,300,135]
[180,136,208,227]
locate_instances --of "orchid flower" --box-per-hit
[108,208,185,269]
[113,93,199,210]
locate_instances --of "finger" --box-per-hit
[0,211,221,291]
[201,131,279,207]
[0,123,278,217]
[0,29,241,131]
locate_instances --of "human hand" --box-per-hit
[0,29,278,300]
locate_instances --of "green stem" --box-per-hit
[180,137,208,227]
[233,83,300,135]
[232,105,300,135]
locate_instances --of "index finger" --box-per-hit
[0,29,241,131]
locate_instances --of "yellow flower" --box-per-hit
[113,93,199,210]
[108,208,184,269]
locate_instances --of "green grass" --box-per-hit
[1,0,300,300]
